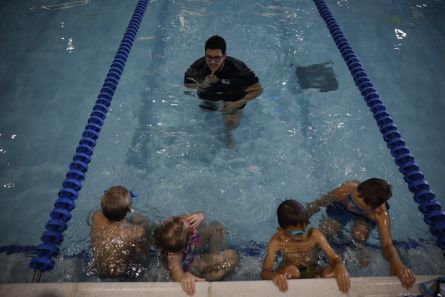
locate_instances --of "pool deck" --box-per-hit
[0,275,435,297]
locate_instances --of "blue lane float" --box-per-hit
[29,0,150,278]
[313,0,445,254]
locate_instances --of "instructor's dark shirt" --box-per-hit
[184,57,259,102]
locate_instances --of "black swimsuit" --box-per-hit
[184,56,259,103]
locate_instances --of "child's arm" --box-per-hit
[306,181,356,217]
[315,229,350,293]
[128,213,148,225]
[167,252,204,296]
[90,211,107,238]
[261,237,290,292]
[376,212,416,288]
[128,224,149,256]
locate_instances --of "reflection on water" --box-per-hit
[36,0,90,10]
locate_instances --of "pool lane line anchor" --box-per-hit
[29,0,151,282]
[313,0,445,255]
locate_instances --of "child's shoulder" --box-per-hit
[335,181,359,198]
[269,229,286,244]
[91,209,102,218]
[342,180,359,189]
[307,227,326,241]
[91,210,108,226]
[308,227,321,236]
[103,222,145,242]
[125,223,145,240]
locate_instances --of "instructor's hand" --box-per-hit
[201,73,219,88]
[220,100,245,113]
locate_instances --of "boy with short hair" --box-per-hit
[90,185,149,279]
[306,178,416,288]
[261,199,350,293]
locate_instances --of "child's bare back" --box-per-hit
[90,186,148,279]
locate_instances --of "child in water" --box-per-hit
[154,211,238,296]
[261,199,350,293]
[90,185,150,279]
[306,178,416,288]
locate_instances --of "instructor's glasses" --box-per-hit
[206,55,224,63]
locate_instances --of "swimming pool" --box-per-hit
[0,0,444,282]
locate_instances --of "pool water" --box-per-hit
[0,0,444,282]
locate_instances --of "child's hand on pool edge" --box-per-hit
[180,271,205,296]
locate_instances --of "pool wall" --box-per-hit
[0,275,436,297]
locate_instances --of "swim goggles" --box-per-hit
[287,224,312,237]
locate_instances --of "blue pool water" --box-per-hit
[0,0,444,282]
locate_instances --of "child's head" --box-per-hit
[357,178,392,209]
[101,186,132,222]
[154,217,189,252]
[277,199,309,229]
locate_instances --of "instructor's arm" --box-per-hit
[220,82,263,113]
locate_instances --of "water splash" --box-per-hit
[66,38,75,53]
[40,0,90,10]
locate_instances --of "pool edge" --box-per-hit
[0,275,436,297]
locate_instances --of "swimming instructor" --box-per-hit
[184,35,262,122]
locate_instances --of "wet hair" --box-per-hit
[205,35,226,55]
[358,178,392,209]
[100,186,130,222]
[277,199,309,229]
[153,217,188,253]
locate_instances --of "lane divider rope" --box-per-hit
[29,0,150,277]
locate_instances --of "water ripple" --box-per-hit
[38,0,90,11]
